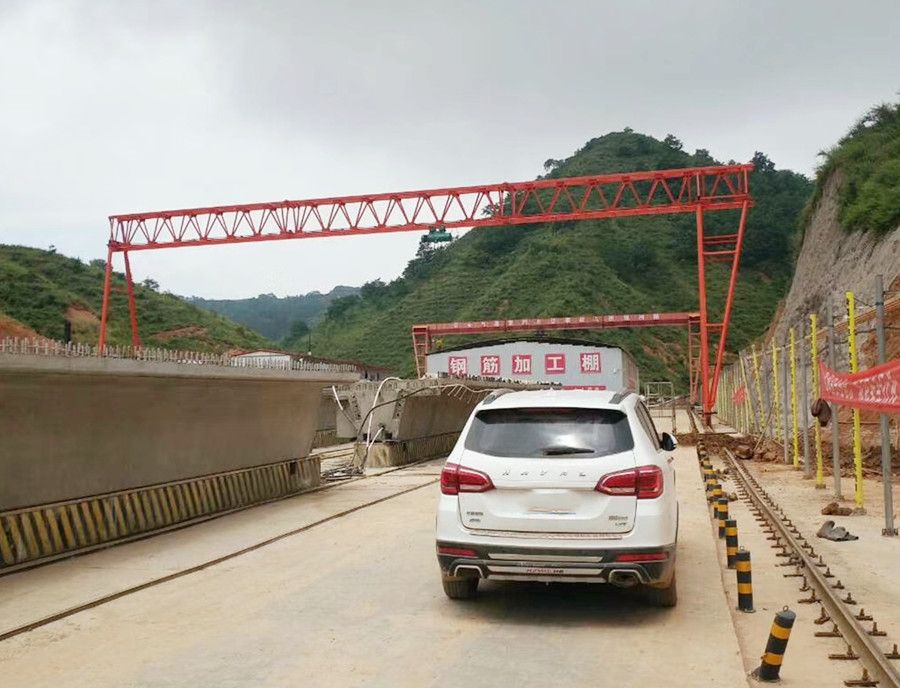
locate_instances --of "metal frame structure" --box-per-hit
[99,163,752,420]
[644,381,677,432]
[412,311,701,403]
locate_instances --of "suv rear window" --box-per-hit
[464,407,634,458]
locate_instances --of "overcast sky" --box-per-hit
[1,1,898,299]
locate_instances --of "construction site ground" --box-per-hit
[746,460,900,642]
[3,412,898,686]
[0,415,754,687]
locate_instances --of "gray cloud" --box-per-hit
[1,0,898,298]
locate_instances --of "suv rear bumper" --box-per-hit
[437,541,676,587]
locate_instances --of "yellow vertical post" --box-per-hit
[771,339,782,444]
[751,344,764,433]
[745,391,751,434]
[724,367,731,427]
[789,327,800,468]
[846,292,864,511]
[745,386,751,433]
[810,313,825,489]
[740,355,755,434]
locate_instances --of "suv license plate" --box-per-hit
[524,567,564,575]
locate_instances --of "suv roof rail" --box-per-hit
[481,389,514,405]
[610,390,634,405]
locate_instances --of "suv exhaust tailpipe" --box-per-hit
[608,570,643,588]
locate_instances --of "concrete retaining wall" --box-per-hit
[0,355,356,510]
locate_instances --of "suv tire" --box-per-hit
[441,575,479,600]
[643,573,677,607]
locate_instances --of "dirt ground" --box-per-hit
[744,461,900,656]
[0,450,751,687]
[749,430,899,480]
[702,455,874,685]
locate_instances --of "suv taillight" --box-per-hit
[595,465,663,499]
[440,463,495,495]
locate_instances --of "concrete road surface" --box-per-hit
[0,448,748,687]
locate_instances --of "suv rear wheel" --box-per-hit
[643,573,677,607]
[441,575,478,600]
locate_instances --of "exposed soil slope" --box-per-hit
[774,171,900,339]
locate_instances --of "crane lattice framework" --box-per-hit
[101,163,753,421]
[412,311,703,405]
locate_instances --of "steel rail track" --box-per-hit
[687,407,700,434]
[723,447,900,687]
[0,469,440,643]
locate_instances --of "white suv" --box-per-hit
[435,389,678,606]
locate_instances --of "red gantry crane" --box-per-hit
[101,163,752,422]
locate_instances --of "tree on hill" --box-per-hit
[282,318,311,350]
[307,130,813,384]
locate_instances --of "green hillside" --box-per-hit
[188,286,359,343]
[0,245,271,351]
[806,100,900,235]
[308,131,813,384]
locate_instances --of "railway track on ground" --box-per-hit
[0,463,440,644]
[721,446,900,687]
[687,407,700,434]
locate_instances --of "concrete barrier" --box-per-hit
[0,354,357,510]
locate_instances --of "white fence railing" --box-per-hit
[0,337,358,374]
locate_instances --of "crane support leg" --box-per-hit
[123,251,142,349]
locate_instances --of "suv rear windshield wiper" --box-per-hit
[541,445,596,456]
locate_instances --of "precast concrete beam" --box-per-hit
[0,354,357,510]
[342,377,548,468]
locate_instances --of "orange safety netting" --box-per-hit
[819,359,900,413]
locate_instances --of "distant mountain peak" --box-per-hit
[187,285,362,342]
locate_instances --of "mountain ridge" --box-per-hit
[187,286,360,343]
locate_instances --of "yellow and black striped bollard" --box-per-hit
[736,548,754,612]
[725,519,739,569]
[709,482,723,505]
[751,608,796,681]
[704,468,715,494]
[717,497,729,538]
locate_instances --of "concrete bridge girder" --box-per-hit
[0,354,358,511]
[335,377,548,468]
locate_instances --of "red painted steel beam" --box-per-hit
[106,164,752,251]
[422,312,699,336]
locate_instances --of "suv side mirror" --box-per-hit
[660,432,677,452]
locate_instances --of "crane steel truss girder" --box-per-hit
[106,164,750,250]
[98,163,753,422]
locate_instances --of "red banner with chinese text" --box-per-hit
[818,359,900,413]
